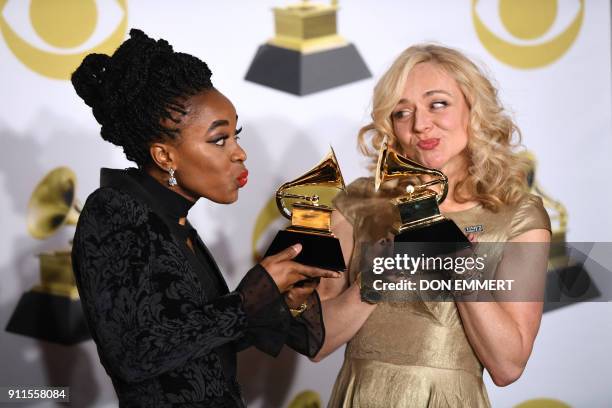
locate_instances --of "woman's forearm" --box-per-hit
[456,228,549,385]
[312,284,376,361]
[456,301,542,386]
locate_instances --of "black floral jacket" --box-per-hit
[71,169,324,407]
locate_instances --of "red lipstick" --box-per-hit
[417,138,440,150]
[237,170,248,188]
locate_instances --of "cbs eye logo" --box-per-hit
[472,0,584,69]
[0,0,127,80]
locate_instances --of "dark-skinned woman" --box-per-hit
[70,29,339,408]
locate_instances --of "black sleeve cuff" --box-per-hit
[285,290,325,358]
[235,264,292,357]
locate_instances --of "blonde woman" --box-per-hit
[313,44,551,407]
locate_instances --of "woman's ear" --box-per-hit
[149,142,177,171]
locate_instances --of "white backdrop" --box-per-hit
[1,1,611,407]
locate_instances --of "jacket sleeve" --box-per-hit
[233,267,325,358]
[72,188,289,383]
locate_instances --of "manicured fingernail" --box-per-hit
[293,244,302,253]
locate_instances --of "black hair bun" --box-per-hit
[71,53,111,123]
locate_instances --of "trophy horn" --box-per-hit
[375,138,449,204]
[27,167,81,240]
[276,147,346,219]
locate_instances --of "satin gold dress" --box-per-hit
[328,178,550,408]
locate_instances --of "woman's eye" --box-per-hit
[211,136,228,146]
[392,110,412,120]
[431,101,448,109]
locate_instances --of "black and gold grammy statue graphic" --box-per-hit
[522,152,601,311]
[245,0,370,95]
[5,167,90,344]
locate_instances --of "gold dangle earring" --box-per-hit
[168,168,178,187]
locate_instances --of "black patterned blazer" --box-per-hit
[72,168,324,407]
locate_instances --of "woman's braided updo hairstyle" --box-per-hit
[71,29,214,166]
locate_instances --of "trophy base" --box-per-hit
[5,290,90,345]
[245,43,371,95]
[394,218,471,256]
[544,263,601,313]
[264,229,346,271]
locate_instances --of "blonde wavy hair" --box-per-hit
[358,44,530,212]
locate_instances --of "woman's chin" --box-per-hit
[420,157,444,170]
[226,190,240,204]
[206,191,239,205]
[414,151,438,169]
[222,195,239,205]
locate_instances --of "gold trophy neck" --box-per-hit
[392,190,438,206]
[393,214,447,235]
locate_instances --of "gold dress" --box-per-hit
[328,178,551,408]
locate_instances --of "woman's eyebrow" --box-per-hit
[423,89,452,97]
[208,119,229,131]
[396,89,453,106]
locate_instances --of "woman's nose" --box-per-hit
[231,143,247,162]
[413,109,433,133]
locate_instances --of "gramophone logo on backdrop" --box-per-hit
[0,0,127,80]
[472,0,584,68]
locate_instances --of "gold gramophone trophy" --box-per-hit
[245,0,370,95]
[375,140,470,252]
[264,148,346,271]
[5,167,90,344]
